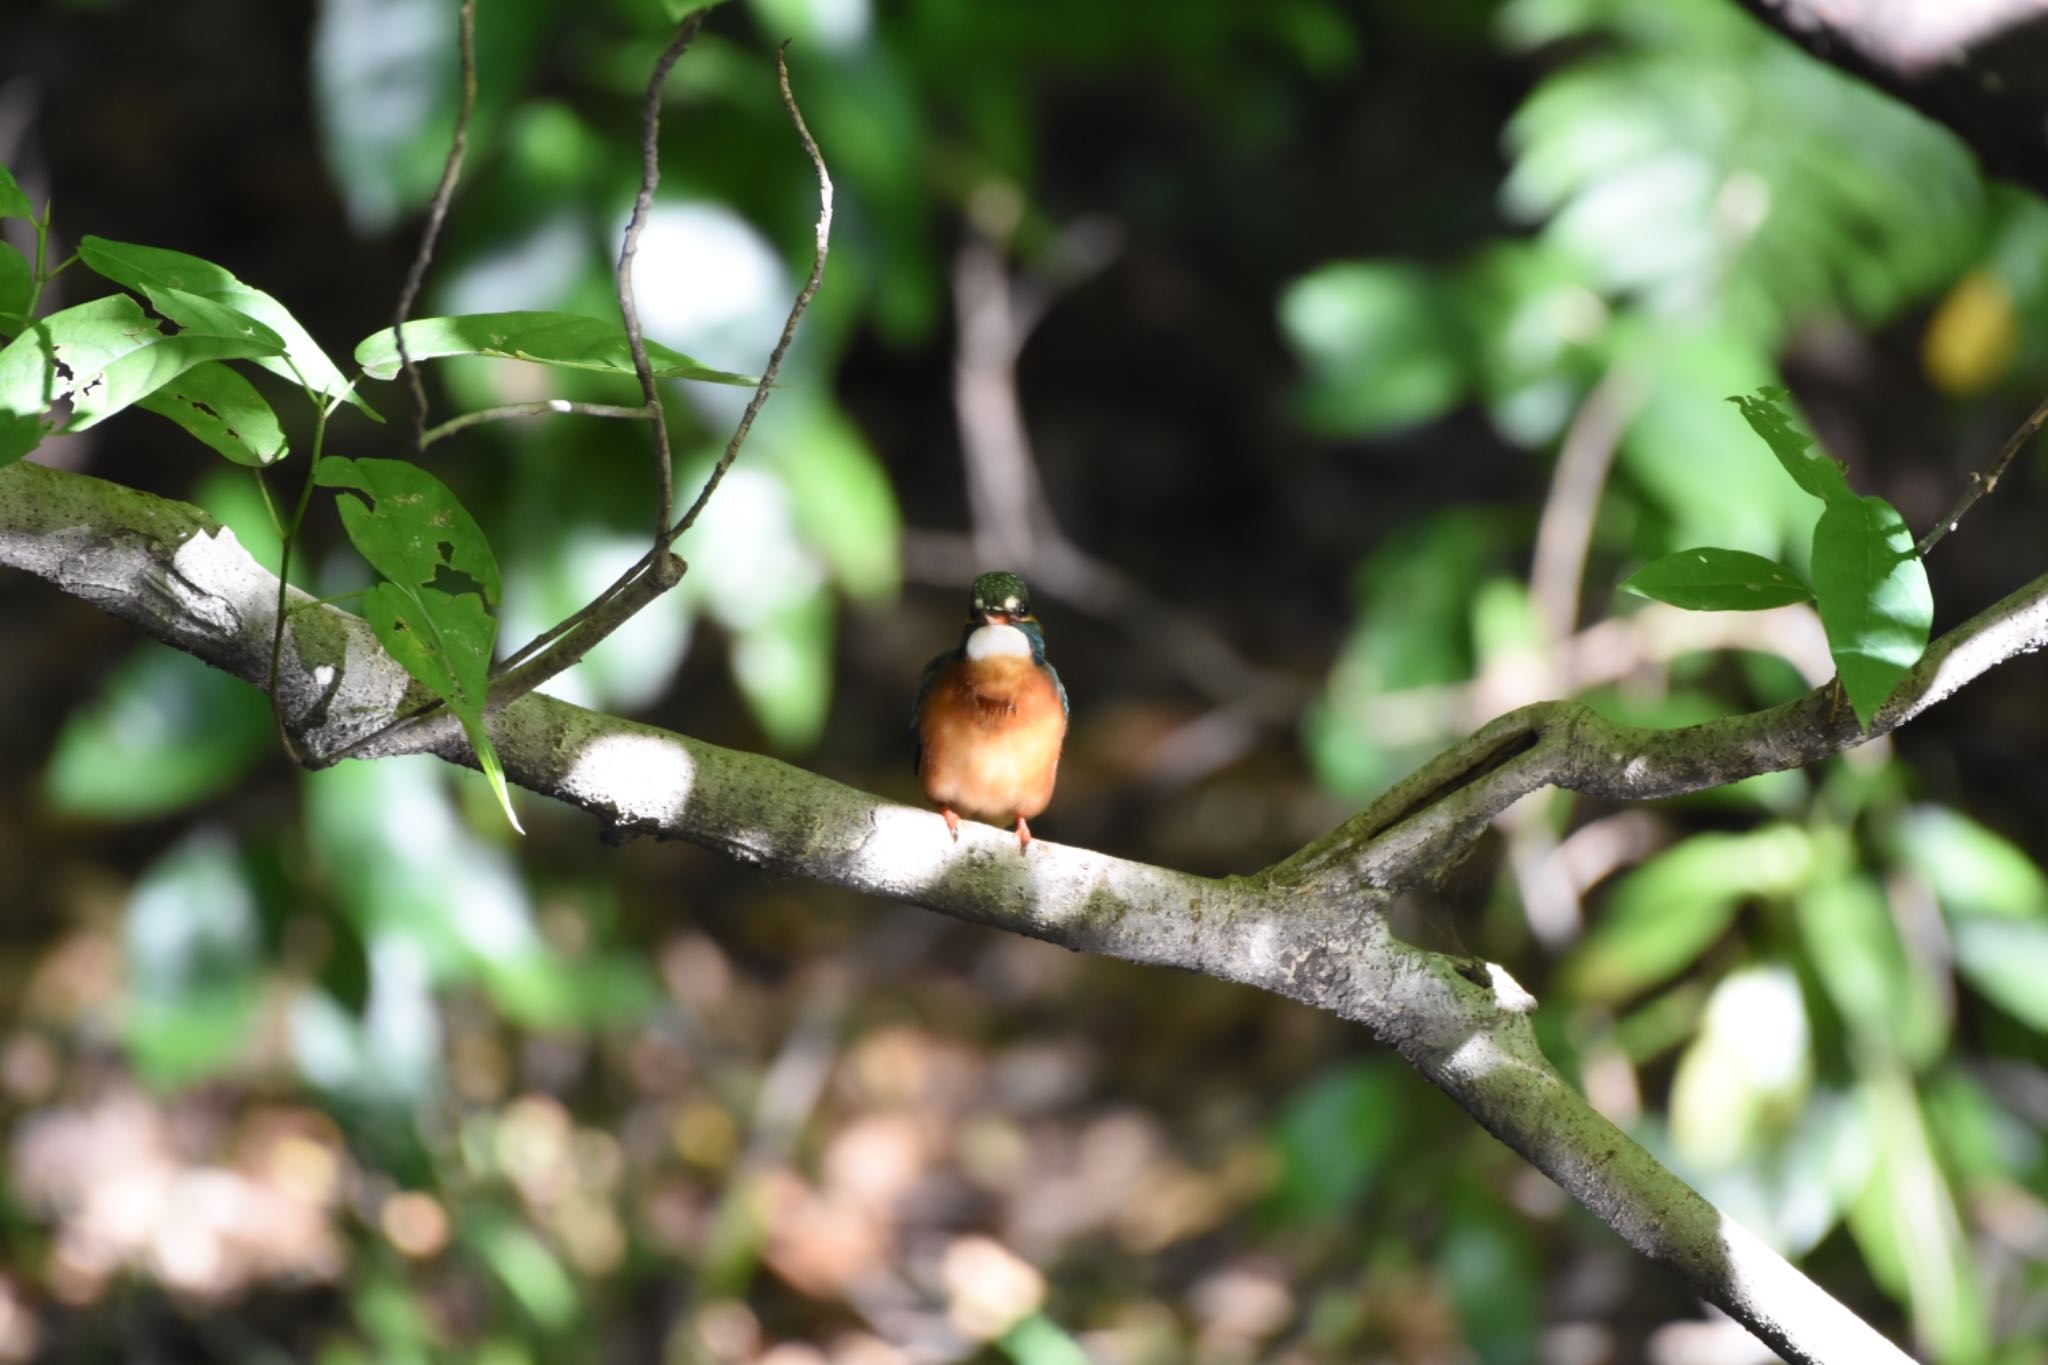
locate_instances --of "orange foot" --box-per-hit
[941,808,960,841]
[1015,816,1033,852]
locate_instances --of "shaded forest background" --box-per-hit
[3,0,2048,1361]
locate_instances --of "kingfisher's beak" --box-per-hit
[979,610,1015,626]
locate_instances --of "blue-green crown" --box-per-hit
[969,571,1032,617]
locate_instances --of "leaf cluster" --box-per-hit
[1623,387,1933,728]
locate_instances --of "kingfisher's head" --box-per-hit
[961,571,1046,662]
[967,571,1034,626]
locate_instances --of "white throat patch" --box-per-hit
[965,622,1033,661]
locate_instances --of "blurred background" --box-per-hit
[4,0,2048,1360]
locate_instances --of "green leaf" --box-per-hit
[0,163,30,221]
[1896,806,2048,920]
[1728,387,1852,504]
[1847,1070,1990,1363]
[321,458,518,832]
[0,411,41,464]
[1811,494,1932,729]
[45,646,273,819]
[0,243,31,329]
[354,311,757,386]
[729,586,834,751]
[121,833,264,1088]
[779,406,902,601]
[138,361,289,466]
[1623,547,1811,611]
[469,1216,578,1330]
[1279,261,1470,436]
[76,235,377,418]
[1564,826,1813,1003]
[361,582,523,835]
[317,456,502,603]
[1951,917,2048,1032]
[1794,877,1946,1068]
[1267,1062,1410,1223]
[1669,965,1812,1169]
[0,293,284,449]
[998,1314,1091,1365]
[138,283,288,352]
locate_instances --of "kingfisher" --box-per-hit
[912,571,1069,850]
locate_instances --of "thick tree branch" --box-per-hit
[1735,0,2048,197]
[4,457,2000,1362]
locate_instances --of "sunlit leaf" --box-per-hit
[1623,547,1811,611]
[1565,826,1813,1003]
[355,311,756,386]
[138,361,289,466]
[1670,965,1811,1169]
[0,293,284,454]
[1951,918,2048,1033]
[45,646,273,819]
[1727,387,1851,505]
[1895,806,2048,920]
[76,234,375,416]
[1811,494,1931,729]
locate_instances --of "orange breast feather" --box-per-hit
[917,655,1067,824]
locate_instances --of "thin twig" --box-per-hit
[394,0,479,453]
[420,399,654,449]
[1918,391,2048,555]
[619,8,707,559]
[663,43,834,547]
[485,43,834,707]
[441,42,832,719]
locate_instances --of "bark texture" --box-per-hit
[14,457,2045,1362]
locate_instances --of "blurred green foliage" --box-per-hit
[7,0,2048,1361]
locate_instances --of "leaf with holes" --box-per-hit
[0,294,286,462]
[138,362,288,466]
[321,458,518,831]
[354,311,755,386]
[77,235,377,418]
[1728,386,1852,504]
[1624,547,1812,611]
[316,456,501,604]
[1812,494,1931,729]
